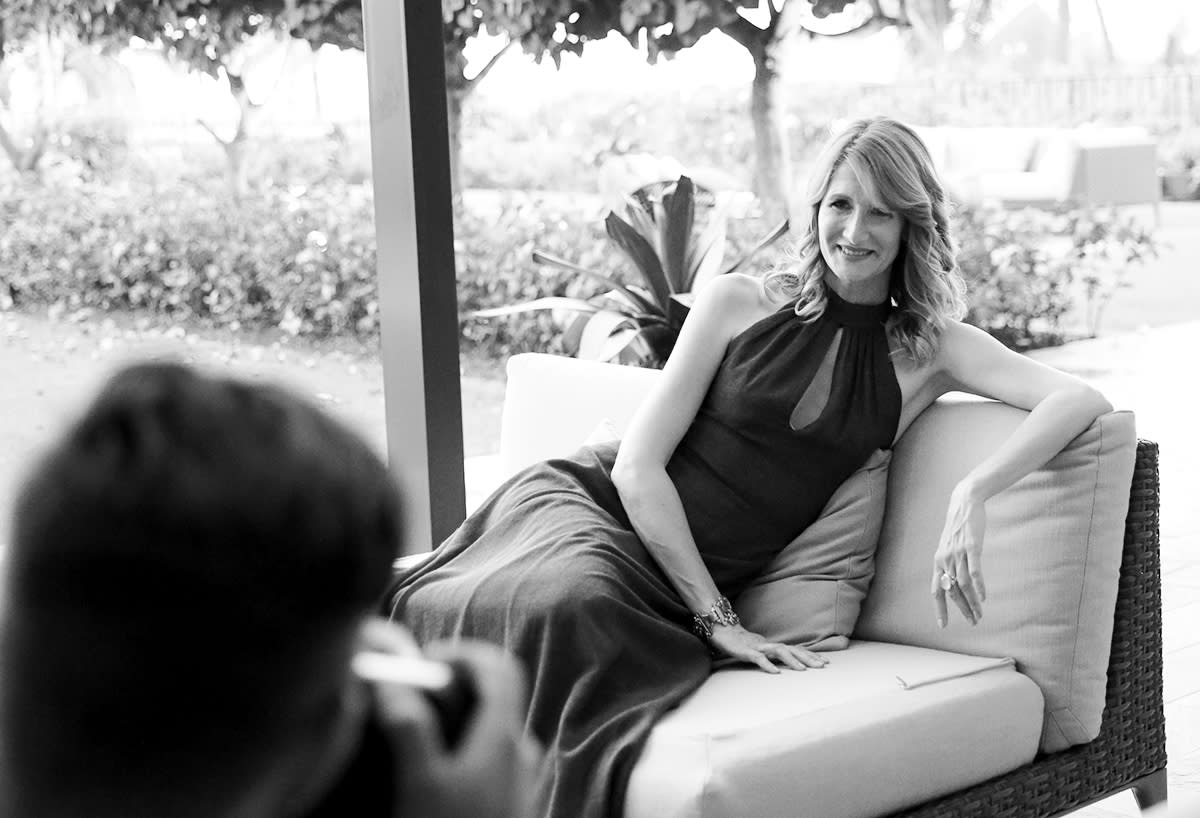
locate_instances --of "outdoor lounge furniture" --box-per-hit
[912,126,1160,212]
[434,351,1167,817]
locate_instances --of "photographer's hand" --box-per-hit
[361,623,545,818]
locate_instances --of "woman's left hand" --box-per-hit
[931,483,987,627]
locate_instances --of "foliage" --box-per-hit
[457,191,791,357]
[0,154,1158,361]
[0,0,104,55]
[953,204,1158,348]
[1156,127,1200,202]
[612,1,908,212]
[0,175,380,338]
[0,1,121,174]
[475,177,789,367]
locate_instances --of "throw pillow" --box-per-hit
[584,418,621,447]
[735,448,892,651]
[855,401,1136,753]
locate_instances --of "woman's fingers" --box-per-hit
[790,646,829,668]
[712,627,831,674]
[931,569,950,627]
[953,552,985,622]
[749,650,781,674]
[947,582,977,625]
[968,549,987,604]
[763,644,807,671]
[755,644,829,672]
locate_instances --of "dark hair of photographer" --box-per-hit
[0,362,402,817]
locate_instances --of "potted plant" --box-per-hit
[475,176,789,368]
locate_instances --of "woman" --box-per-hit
[388,117,1112,817]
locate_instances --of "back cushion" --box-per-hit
[855,397,1137,753]
[499,354,661,477]
[736,449,891,651]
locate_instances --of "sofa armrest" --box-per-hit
[885,439,1166,817]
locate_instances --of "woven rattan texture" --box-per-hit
[886,440,1166,818]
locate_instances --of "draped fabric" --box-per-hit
[387,288,901,818]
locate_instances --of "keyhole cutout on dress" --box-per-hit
[789,328,843,432]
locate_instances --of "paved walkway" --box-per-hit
[1030,325,1200,816]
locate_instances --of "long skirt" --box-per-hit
[387,443,713,818]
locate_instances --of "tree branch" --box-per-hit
[0,119,27,172]
[196,118,232,148]
[720,14,769,54]
[24,123,47,172]
[768,0,782,32]
[465,38,515,90]
[800,12,907,38]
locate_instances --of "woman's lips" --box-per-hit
[837,245,873,258]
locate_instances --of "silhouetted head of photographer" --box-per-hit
[0,362,403,817]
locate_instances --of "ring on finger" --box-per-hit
[939,571,957,591]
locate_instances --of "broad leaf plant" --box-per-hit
[477,176,788,368]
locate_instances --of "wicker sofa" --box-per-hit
[454,352,1167,817]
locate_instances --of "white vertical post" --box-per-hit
[362,0,466,554]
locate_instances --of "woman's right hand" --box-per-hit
[706,624,829,674]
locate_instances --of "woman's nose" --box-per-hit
[842,209,868,243]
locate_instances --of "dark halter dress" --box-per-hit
[387,289,902,818]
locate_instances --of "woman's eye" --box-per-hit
[828,199,850,211]
[871,208,895,219]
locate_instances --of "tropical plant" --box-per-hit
[953,203,1159,349]
[475,176,789,368]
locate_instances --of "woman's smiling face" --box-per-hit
[817,163,905,303]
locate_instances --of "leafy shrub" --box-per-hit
[456,190,789,360]
[952,204,1157,348]
[0,174,1155,361]
[0,176,380,338]
[475,177,789,368]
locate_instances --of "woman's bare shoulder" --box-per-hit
[695,273,777,330]
[931,319,1006,372]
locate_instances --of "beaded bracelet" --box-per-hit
[692,595,740,640]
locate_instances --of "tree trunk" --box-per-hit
[444,42,469,209]
[0,119,47,175]
[1057,0,1071,65]
[905,0,949,60]
[443,37,511,210]
[749,45,789,219]
[1092,0,1115,64]
[446,86,465,208]
[224,72,259,196]
[961,0,993,52]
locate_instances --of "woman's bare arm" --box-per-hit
[612,274,757,613]
[612,274,825,672]
[928,321,1113,626]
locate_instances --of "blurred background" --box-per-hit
[1,0,1194,380]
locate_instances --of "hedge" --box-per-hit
[0,175,1155,359]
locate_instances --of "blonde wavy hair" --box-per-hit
[763,116,967,365]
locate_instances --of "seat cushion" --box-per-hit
[856,399,1137,753]
[735,448,891,651]
[625,640,1043,818]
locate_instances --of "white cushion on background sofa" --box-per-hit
[909,125,1157,209]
